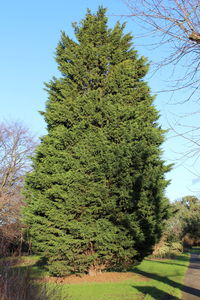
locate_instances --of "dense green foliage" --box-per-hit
[167,196,200,243]
[177,196,200,244]
[152,195,200,258]
[23,7,170,276]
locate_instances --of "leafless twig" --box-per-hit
[123,0,200,100]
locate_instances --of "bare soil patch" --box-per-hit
[41,271,149,284]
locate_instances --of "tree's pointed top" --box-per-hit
[72,6,109,43]
[85,6,107,17]
[97,6,107,17]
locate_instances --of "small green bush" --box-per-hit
[152,239,183,258]
[47,260,72,277]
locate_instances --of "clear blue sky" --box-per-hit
[1,0,199,201]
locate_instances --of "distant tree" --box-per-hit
[153,195,200,256]
[165,196,200,240]
[180,195,199,208]
[0,121,36,255]
[23,7,170,276]
[181,196,200,243]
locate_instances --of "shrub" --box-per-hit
[152,238,183,259]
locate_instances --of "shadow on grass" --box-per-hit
[133,285,179,300]
[132,265,200,299]
[30,256,49,278]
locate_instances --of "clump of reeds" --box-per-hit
[0,260,66,300]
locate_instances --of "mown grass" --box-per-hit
[21,253,189,300]
[0,253,191,300]
[64,254,189,300]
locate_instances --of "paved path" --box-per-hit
[182,251,200,300]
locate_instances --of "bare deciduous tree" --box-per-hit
[0,121,36,255]
[124,0,200,99]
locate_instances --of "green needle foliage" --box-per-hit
[23,7,170,276]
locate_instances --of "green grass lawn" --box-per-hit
[0,253,190,300]
[41,253,189,300]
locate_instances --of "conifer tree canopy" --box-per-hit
[23,7,170,276]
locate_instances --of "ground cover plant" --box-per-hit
[23,6,170,277]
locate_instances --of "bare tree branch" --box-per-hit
[123,0,200,100]
[0,121,36,255]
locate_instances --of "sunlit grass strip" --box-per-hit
[45,253,190,300]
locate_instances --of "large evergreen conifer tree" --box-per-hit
[24,7,170,276]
